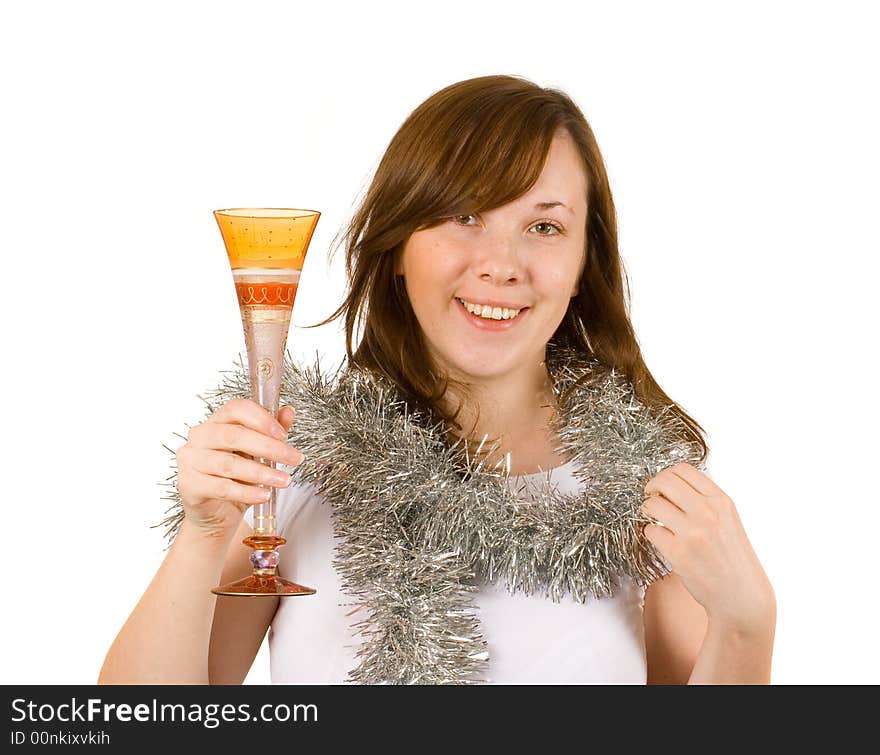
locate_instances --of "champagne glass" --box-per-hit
[211,208,320,597]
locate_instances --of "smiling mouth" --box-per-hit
[456,297,529,321]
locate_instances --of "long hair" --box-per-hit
[306,74,708,463]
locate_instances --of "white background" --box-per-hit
[1,0,877,685]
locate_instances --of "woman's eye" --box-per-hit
[532,221,563,235]
[451,214,478,226]
[448,215,563,234]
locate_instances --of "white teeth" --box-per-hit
[459,299,521,320]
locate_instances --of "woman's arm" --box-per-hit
[643,572,707,684]
[99,399,298,684]
[98,519,277,684]
[208,519,280,684]
[643,570,776,684]
[98,520,236,684]
[640,463,776,684]
[686,592,775,684]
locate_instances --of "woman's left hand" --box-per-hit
[641,463,775,633]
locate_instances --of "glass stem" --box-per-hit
[251,378,280,540]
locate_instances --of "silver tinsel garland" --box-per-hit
[160,343,704,684]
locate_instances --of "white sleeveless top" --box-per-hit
[246,460,648,684]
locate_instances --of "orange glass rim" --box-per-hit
[214,207,320,219]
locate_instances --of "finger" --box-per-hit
[278,405,296,431]
[191,422,303,466]
[644,471,701,514]
[643,522,675,553]
[193,449,293,488]
[188,469,274,505]
[207,398,287,440]
[668,462,721,498]
[640,495,687,535]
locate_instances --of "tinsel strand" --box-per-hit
[158,343,703,684]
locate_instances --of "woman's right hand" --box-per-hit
[175,398,304,540]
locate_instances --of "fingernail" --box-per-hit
[272,424,286,439]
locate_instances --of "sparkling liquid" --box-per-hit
[233,268,301,534]
[232,268,300,414]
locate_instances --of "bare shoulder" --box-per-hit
[208,519,279,684]
[643,572,708,685]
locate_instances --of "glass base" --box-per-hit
[212,573,317,597]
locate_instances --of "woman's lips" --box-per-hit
[456,298,530,331]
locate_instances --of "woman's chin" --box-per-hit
[442,354,525,383]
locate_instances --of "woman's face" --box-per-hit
[396,129,588,384]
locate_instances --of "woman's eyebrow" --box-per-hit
[534,201,573,214]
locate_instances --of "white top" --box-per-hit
[246,460,648,684]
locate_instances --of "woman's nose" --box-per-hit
[480,267,518,284]
[474,233,522,284]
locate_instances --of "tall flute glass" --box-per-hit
[211,208,320,597]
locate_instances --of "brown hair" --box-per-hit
[306,74,708,464]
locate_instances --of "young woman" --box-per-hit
[99,74,776,685]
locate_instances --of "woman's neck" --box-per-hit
[441,357,568,475]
